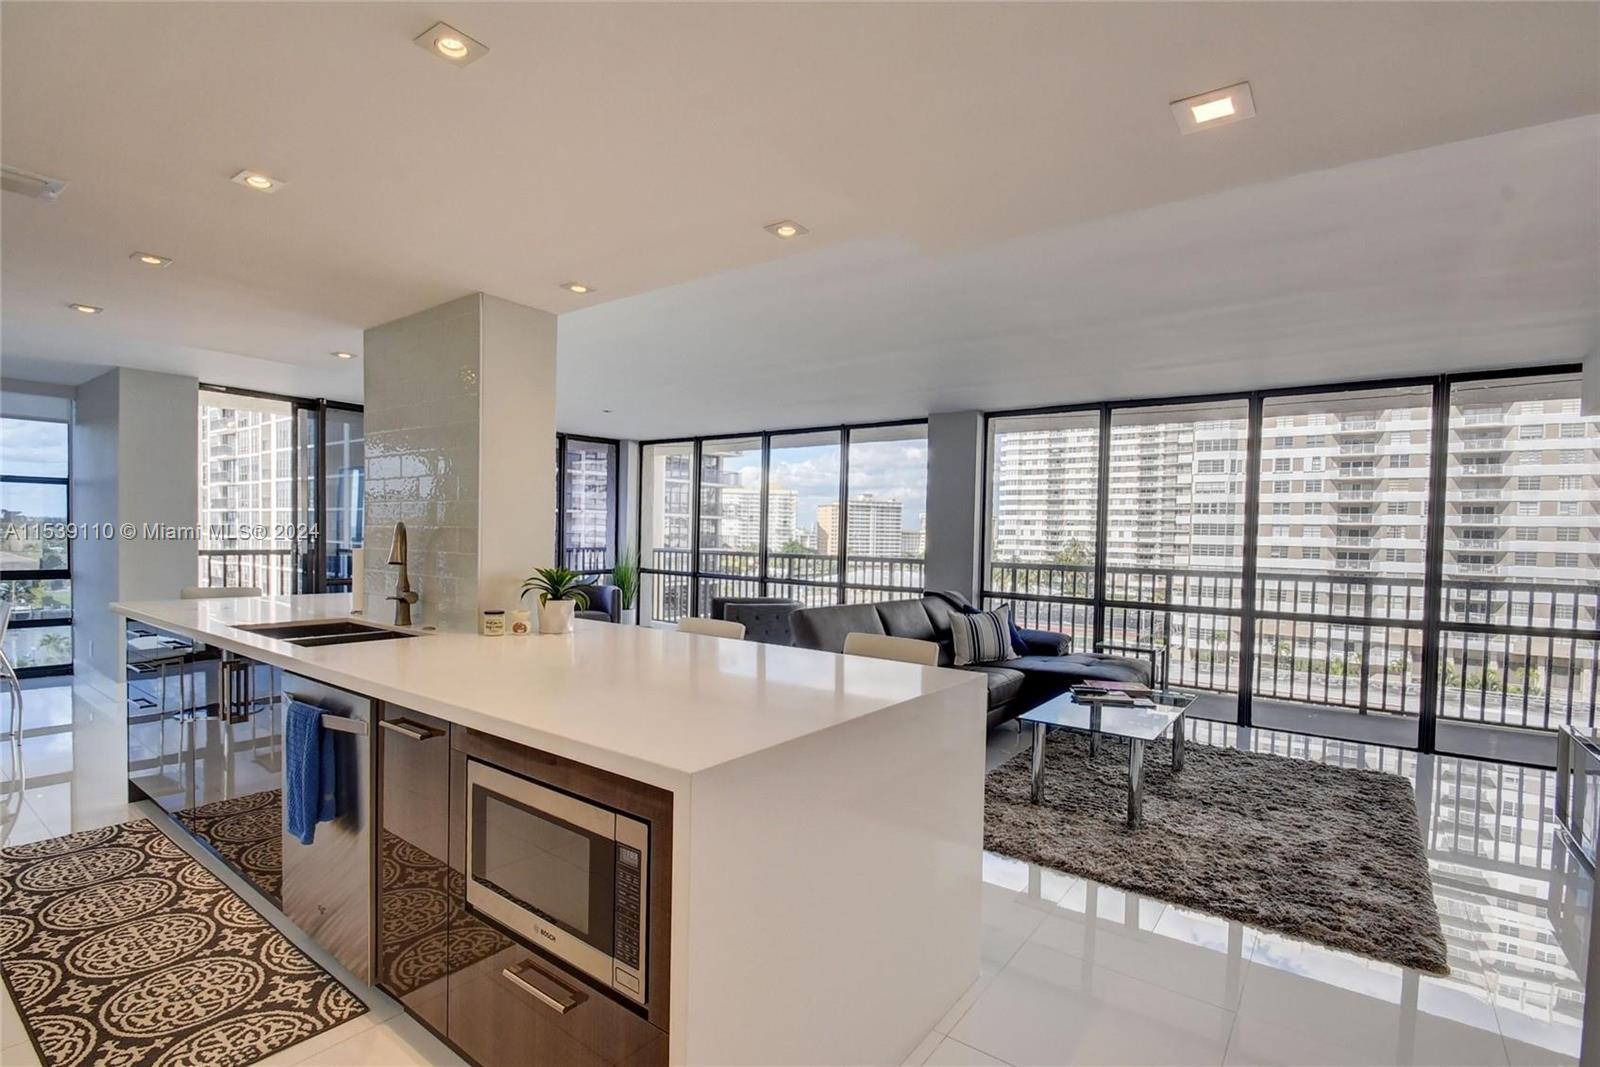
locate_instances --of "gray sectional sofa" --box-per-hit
[789,591,1154,729]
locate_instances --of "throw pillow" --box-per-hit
[951,604,1020,666]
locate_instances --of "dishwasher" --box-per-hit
[281,673,374,984]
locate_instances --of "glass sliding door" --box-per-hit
[1439,374,1598,743]
[322,406,364,591]
[640,442,693,624]
[985,411,1101,640]
[1105,400,1249,716]
[843,424,927,603]
[696,437,763,612]
[198,390,299,595]
[768,431,842,608]
[1250,385,1433,747]
[557,436,618,578]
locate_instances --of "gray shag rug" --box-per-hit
[985,731,1449,974]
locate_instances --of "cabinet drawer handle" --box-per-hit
[500,960,579,1015]
[379,718,442,742]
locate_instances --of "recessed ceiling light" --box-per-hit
[1,165,66,201]
[1170,82,1256,134]
[131,251,172,267]
[231,169,286,193]
[415,22,487,66]
[333,351,356,360]
[764,220,809,240]
[560,282,595,295]
[68,303,102,315]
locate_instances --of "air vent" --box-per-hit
[2,165,66,201]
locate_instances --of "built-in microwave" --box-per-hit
[464,758,649,1005]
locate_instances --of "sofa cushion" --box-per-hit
[1008,652,1153,700]
[875,598,937,642]
[788,602,885,653]
[951,606,1019,667]
[959,664,1026,707]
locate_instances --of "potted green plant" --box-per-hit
[520,566,592,634]
[611,548,641,623]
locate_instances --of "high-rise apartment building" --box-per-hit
[197,395,296,554]
[818,494,905,556]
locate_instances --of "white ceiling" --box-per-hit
[1,3,1596,436]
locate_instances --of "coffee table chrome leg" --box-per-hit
[1127,738,1145,830]
[1030,722,1047,803]
[1172,710,1185,773]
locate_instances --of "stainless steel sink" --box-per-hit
[233,620,417,647]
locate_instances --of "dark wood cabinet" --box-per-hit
[378,717,671,1067]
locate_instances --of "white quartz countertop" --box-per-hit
[111,594,982,788]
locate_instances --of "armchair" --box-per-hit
[576,584,623,623]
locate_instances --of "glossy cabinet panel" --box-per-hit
[126,622,285,902]
[441,729,669,1067]
[376,704,455,1032]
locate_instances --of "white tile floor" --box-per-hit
[1,678,1590,1066]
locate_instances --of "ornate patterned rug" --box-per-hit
[985,731,1449,974]
[0,818,366,1066]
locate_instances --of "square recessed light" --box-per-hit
[231,169,286,193]
[560,282,595,295]
[764,220,809,240]
[1171,82,1256,134]
[415,22,488,66]
[131,251,172,268]
[68,303,103,315]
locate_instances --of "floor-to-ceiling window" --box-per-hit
[696,437,762,613]
[555,434,620,579]
[1107,400,1250,717]
[983,366,1594,764]
[1438,375,1598,744]
[640,442,694,623]
[197,387,362,595]
[844,424,928,602]
[768,431,842,608]
[1251,384,1433,748]
[987,411,1100,638]
[637,421,929,626]
[0,409,72,676]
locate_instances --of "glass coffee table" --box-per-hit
[1018,691,1193,830]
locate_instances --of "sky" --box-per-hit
[714,439,928,532]
[0,417,68,478]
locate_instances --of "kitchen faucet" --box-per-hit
[386,522,418,627]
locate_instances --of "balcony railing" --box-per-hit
[985,560,1600,730]
[642,548,927,623]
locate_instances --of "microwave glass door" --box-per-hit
[468,763,616,956]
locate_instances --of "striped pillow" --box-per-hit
[951,604,1019,666]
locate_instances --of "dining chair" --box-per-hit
[843,632,940,666]
[676,617,746,640]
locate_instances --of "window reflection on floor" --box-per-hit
[986,718,1587,1062]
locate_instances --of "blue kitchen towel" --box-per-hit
[285,700,339,845]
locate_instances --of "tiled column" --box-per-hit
[362,294,556,631]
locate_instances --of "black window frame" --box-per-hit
[638,417,930,620]
[555,432,623,579]
[981,362,1594,765]
[1,412,74,678]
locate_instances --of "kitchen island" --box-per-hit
[112,593,985,1066]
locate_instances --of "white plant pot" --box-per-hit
[539,598,576,634]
